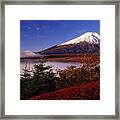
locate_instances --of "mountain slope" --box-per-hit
[39,32,100,55]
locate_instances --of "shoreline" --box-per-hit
[20,54,100,63]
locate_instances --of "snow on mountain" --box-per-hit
[59,32,100,46]
[20,50,40,58]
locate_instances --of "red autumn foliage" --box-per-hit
[30,80,100,100]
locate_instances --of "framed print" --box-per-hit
[0,0,119,119]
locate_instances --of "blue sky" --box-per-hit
[20,20,100,52]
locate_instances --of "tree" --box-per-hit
[32,58,56,94]
[20,63,32,99]
[20,58,56,100]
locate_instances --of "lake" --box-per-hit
[20,60,82,74]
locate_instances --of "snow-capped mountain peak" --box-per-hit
[20,50,41,58]
[59,32,100,46]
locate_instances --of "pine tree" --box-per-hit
[20,58,56,99]
[32,58,55,94]
[20,64,31,81]
[20,63,32,99]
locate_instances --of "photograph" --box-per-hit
[20,20,100,100]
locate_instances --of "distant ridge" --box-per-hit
[20,50,41,58]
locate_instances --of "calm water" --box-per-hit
[20,60,82,74]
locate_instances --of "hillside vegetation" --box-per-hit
[20,57,100,100]
[30,81,100,100]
